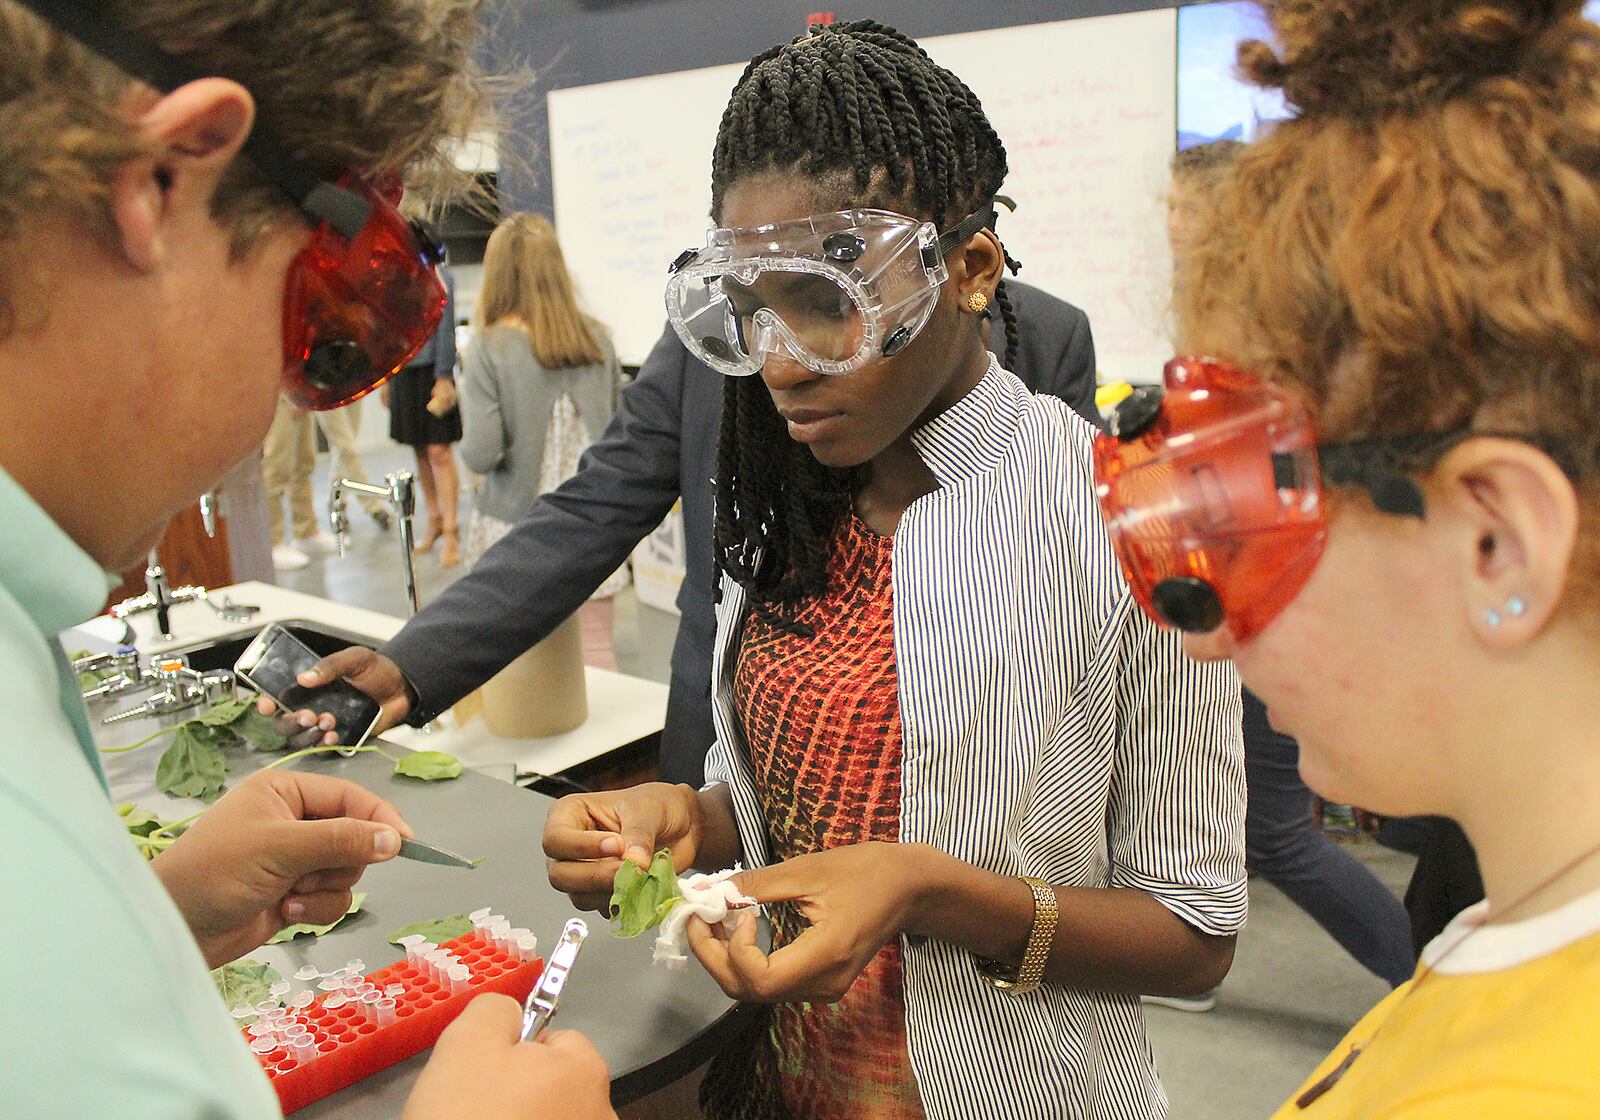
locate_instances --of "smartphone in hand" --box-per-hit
[235,624,382,749]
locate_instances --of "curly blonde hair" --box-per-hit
[1177,0,1600,593]
[0,0,492,335]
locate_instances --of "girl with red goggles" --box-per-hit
[1096,2,1600,1116]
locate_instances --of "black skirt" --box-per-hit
[388,363,462,447]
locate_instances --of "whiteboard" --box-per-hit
[548,9,1177,381]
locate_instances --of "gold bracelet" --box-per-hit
[976,876,1058,994]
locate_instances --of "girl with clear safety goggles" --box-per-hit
[1093,1,1600,1117]
[543,19,1247,1120]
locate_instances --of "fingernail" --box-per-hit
[297,712,316,729]
[318,715,335,731]
[284,900,306,921]
[626,845,650,866]
[374,828,400,858]
[298,670,321,685]
[600,836,623,856]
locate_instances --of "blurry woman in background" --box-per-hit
[388,257,464,567]
[459,213,624,666]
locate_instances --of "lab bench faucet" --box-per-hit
[330,471,420,616]
[109,489,259,640]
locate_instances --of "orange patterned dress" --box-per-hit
[731,512,924,1120]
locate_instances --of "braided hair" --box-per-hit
[710,19,1019,619]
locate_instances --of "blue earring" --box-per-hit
[1484,608,1503,629]
[1506,596,1528,618]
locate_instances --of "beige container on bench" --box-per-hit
[452,614,588,738]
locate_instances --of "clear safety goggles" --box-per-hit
[1093,356,1445,640]
[664,206,994,376]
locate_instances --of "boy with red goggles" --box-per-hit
[0,2,613,1118]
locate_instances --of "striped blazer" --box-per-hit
[706,363,1246,1120]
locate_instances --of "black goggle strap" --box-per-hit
[923,204,998,270]
[14,0,372,240]
[1273,435,1466,520]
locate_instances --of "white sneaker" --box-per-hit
[297,532,340,555]
[272,544,310,571]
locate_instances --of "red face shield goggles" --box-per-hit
[1092,356,1435,641]
[20,0,446,411]
[280,176,446,410]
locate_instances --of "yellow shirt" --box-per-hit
[1273,888,1600,1119]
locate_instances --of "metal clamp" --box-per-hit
[519,918,588,1043]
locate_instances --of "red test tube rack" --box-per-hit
[241,931,544,1113]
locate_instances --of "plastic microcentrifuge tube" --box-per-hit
[385,984,406,998]
[249,1037,278,1057]
[317,976,342,992]
[468,906,493,924]
[516,933,539,962]
[268,980,291,998]
[360,991,381,1019]
[230,1003,254,1020]
[247,1021,276,1039]
[290,991,315,1010]
[507,927,532,953]
[448,964,470,995]
[292,1038,316,1064]
[324,992,347,1010]
[375,997,397,1027]
[294,965,321,982]
[344,959,365,974]
[254,1000,278,1015]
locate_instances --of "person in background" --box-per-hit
[386,260,464,567]
[261,396,338,570]
[545,21,1243,1120]
[1109,0,1600,1113]
[459,213,626,667]
[1152,141,1415,1016]
[0,2,613,1116]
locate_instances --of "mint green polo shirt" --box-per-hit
[0,467,280,1118]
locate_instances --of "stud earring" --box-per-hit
[965,291,989,315]
[1506,596,1528,618]
[1484,607,1503,629]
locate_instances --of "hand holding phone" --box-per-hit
[235,624,384,750]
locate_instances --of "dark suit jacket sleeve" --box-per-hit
[1002,279,1101,428]
[381,325,688,722]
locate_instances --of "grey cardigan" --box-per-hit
[457,324,621,524]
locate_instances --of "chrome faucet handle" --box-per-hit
[102,656,205,724]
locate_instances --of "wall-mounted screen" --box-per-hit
[1178,0,1600,150]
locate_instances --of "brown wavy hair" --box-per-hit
[1176,0,1600,597]
[476,213,607,368]
[0,0,492,337]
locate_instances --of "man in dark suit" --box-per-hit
[291,280,1099,786]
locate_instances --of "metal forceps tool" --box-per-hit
[519,918,589,1042]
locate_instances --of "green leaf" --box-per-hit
[393,750,464,782]
[386,914,474,945]
[212,959,281,1014]
[197,697,253,726]
[267,892,367,944]
[234,708,289,752]
[118,802,165,838]
[155,724,228,800]
[610,849,683,938]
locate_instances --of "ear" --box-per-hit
[106,78,256,272]
[1428,439,1580,646]
[951,228,1005,307]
